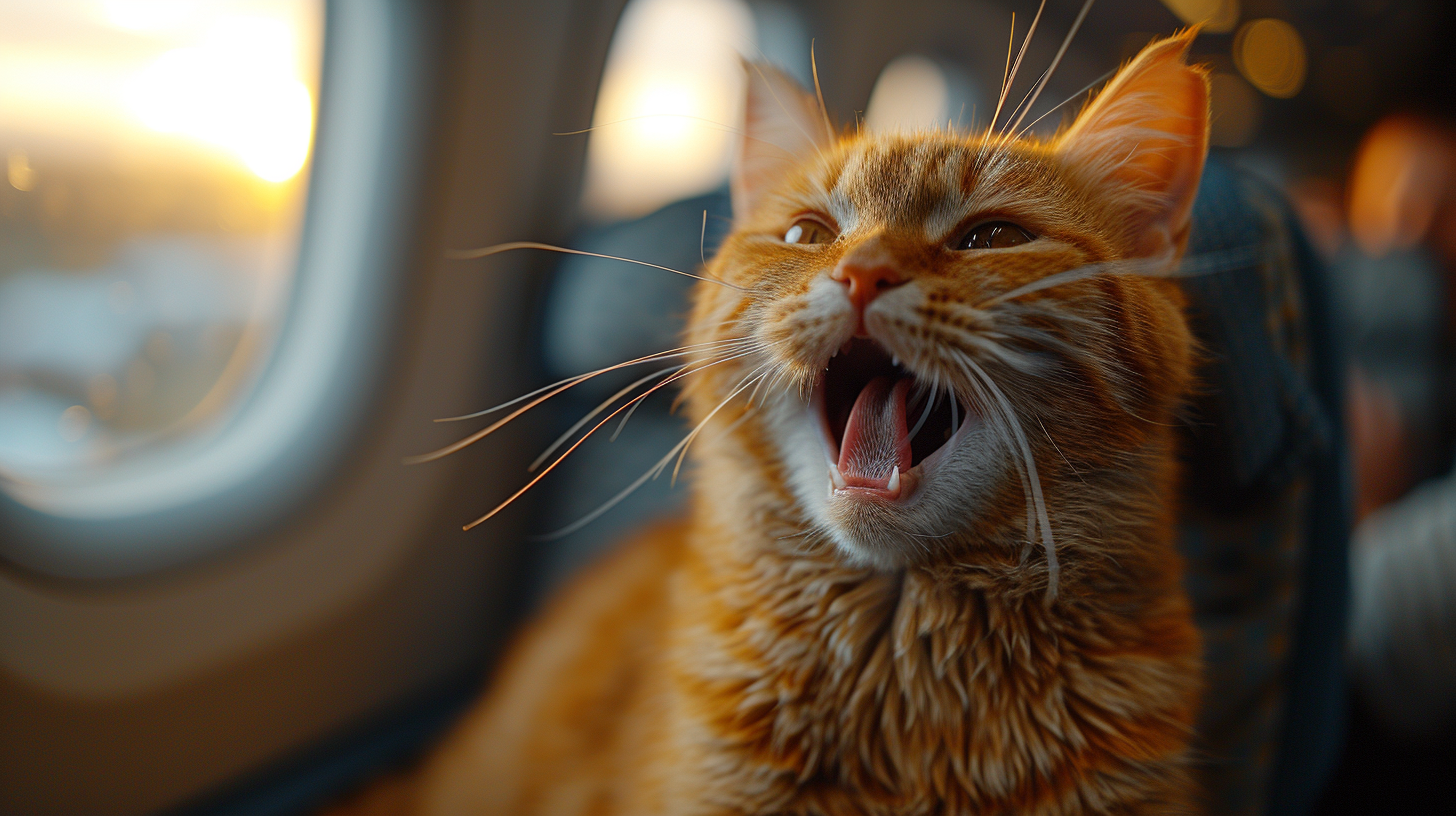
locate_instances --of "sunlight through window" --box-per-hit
[0,0,322,473]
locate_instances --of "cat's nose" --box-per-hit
[831,260,906,332]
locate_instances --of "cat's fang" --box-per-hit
[828,463,847,490]
[887,466,900,496]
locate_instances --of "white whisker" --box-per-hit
[1007,0,1098,136]
[460,347,766,531]
[529,366,680,472]
[980,245,1260,307]
[671,364,775,485]
[907,382,939,442]
[991,0,1046,133]
[1017,67,1115,138]
[407,341,758,465]
[445,241,744,291]
[435,337,751,423]
[958,353,1059,602]
[533,365,774,541]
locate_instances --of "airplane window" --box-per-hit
[0,0,322,475]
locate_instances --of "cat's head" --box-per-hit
[685,33,1208,581]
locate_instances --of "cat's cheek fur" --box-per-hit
[754,275,855,371]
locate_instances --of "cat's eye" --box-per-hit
[783,218,835,245]
[956,221,1035,250]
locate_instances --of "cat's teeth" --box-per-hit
[891,355,901,368]
[828,463,847,490]
[887,466,901,496]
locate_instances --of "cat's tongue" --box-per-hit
[838,376,914,483]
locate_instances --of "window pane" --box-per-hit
[0,0,322,473]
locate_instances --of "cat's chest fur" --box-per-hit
[660,526,1201,815]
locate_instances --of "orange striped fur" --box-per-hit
[343,31,1212,816]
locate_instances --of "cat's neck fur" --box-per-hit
[661,414,1200,815]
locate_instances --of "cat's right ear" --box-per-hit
[733,61,833,221]
[1056,31,1210,259]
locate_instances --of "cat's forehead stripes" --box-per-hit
[821,135,1070,243]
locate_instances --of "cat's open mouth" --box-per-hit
[812,338,971,502]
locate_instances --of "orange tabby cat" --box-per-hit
[391,30,1209,816]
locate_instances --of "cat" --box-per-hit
[355,28,1211,816]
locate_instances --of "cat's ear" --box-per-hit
[1057,31,1210,258]
[733,61,833,220]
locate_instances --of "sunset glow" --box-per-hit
[125,18,314,182]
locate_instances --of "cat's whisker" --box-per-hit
[810,40,835,144]
[1006,0,1098,137]
[529,365,682,472]
[983,325,1098,371]
[406,340,757,465]
[554,115,801,161]
[906,381,939,443]
[979,245,1261,307]
[958,332,1043,374]
[1000,66,1052,142]
[533,364,773,541]
[670,364,775,485]
[445,241,745,291]
[699,210,709,268]
[769,365,800,403]
[747,365,775,406]
[750,61,823,153]
[955,352,1059,601]
[435,337,752,423]
[610,383,658,442]
[462,347,766,531]
[1016,67,1115,139]
[991,0,1046,134]
[958,366,1036,566]
[1037,415,1087,486]
[950,384,960,434]
[552,113,742,138]
[999,12,1015,108]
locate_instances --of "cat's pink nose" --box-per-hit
[831,261,905,334]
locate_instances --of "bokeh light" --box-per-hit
[1234,18,1307,99]
[1159,0,1240,34]
[581,0,756,221]
[865,55,950,133]
[1348,117,1455,257]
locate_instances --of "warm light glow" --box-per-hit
[866,55,949,133]
[1349,117,1455,257]
[1160,0,1239,34]
[581,0,756,221]
[101,0,201,32]
[7,149,35,191]
[125,17,313,182]
[1234,18,1307,99]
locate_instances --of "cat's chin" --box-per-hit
[810,399,984,568]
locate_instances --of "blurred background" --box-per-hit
[1,0,1453,814]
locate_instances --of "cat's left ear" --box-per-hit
[733,61,833,221]
[1057,30,1210,258]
